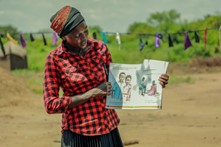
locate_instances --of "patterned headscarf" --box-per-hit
[50,5,85,37]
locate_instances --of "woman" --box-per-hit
[43,5,169,147]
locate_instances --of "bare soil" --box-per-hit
[1,63,221,147]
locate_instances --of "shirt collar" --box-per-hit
[56,40,67,55]
[57,38,94,55]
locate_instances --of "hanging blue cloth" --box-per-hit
[139,38,145,52]
[102,32,108,44]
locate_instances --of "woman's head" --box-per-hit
[63,21,88,49]
[50,6,88,49]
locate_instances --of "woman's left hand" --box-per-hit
[158,73,169,88]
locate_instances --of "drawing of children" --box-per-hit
[112,72,126,99]
[122,75,132,101]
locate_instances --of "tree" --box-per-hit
[0,25,18,35]
[89,25,102,34]
[147,9,181,33]
[127,22,156,34]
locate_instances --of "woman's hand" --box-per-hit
[92,82,113,97]
[158,73,169,88]
[68,82,113,108]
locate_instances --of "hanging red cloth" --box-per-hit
[204,27,208,49]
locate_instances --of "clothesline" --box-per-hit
[106,26,218,36]
[0,26,218,37]
[0,26,219,51]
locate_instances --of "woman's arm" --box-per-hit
[68,82,112,108]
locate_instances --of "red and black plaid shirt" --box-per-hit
[43,38,120,136]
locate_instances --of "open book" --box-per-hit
[106,59,169,109]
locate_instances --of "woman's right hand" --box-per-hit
[91,82,112,97]
[68,82,112,108]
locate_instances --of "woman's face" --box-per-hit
[63,21,88,49]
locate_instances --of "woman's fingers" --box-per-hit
[106,82,112,95]
[159,74,169,88]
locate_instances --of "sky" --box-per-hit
[0,0,220,33]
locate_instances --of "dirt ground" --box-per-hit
[0,65,221,147]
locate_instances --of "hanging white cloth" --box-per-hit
[116,32,121,45]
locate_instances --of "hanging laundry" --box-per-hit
[139,37,145,52]
[30,33,35,42]
[204,27,208,49]
[42,33,47,46]
[184,32,192,50]
[52,32,58,46]
[168,34,173,47]
[145,40,148,46]
[155,33,160,48]
[116,32,121,46]
[157,33,163,40]
[0,34,4,38]
[219,26,221,51]
[102,32,108,44]
[92,32,97,39]
[0,36,6,58]
[194,31,200,43]
[6,33,18,45]
[19,34,26,48]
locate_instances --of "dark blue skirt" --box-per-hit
[61,128,124,147]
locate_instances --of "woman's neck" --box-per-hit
[64,41,88,56]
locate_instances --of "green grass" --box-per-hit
[169,76,194,85]
[10,34,221,94]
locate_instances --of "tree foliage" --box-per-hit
[127,22,156,34]
[89,25,102,34]
[147,9,181,33]
[1,10,221,65]
[0,25,18,35]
